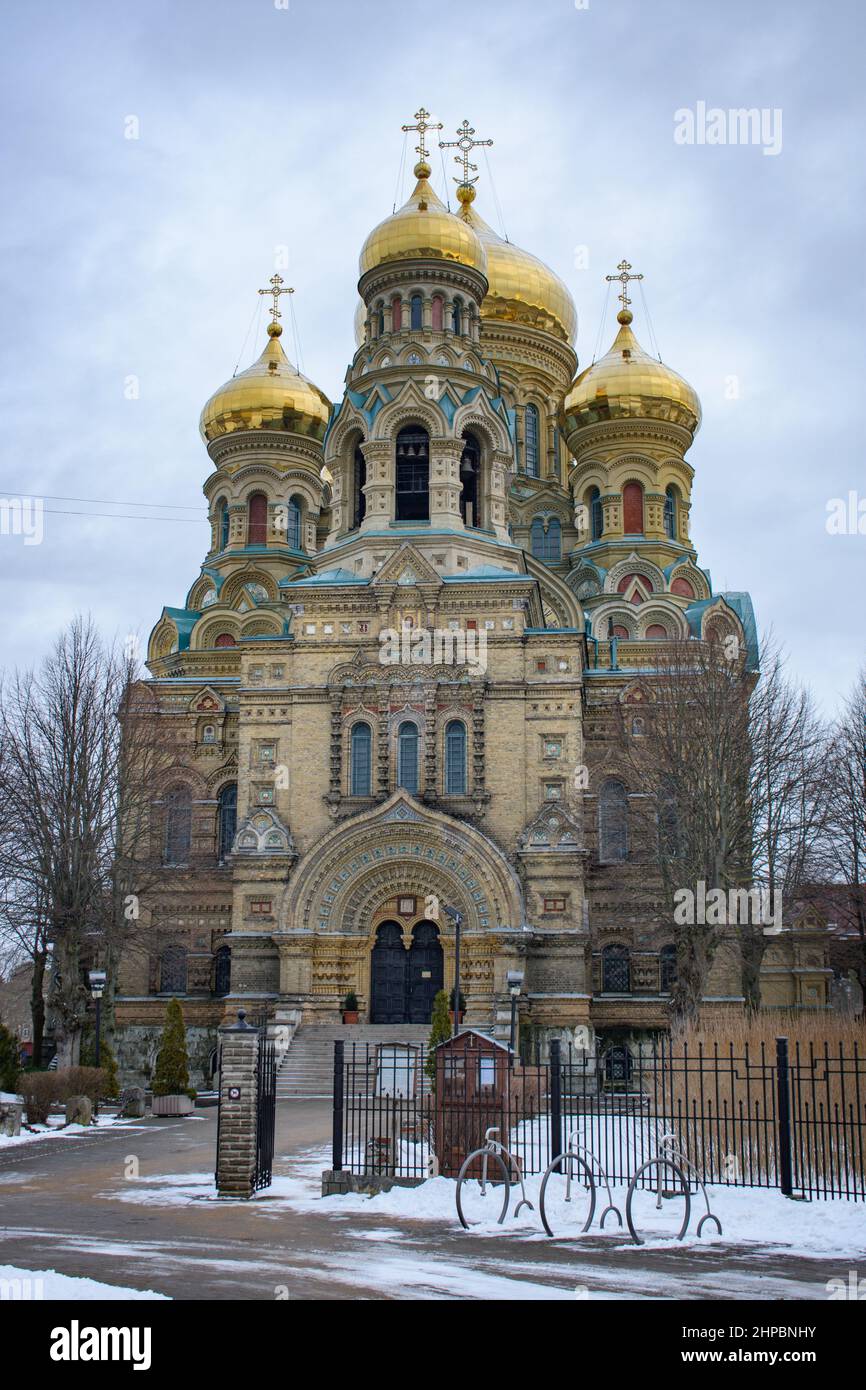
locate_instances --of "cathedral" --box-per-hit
[114,114,822,1089]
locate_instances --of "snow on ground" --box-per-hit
[0,1112,147,1148]
[97,1142,866,1259]
[0,1263,168,1300]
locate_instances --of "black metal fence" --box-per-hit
[254,1038,277,1192]
[330,1036,866,1200]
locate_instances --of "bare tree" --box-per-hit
[0,617,166,1065]
[822,665,866,994]
[744,640,830,1008]
[620,634,754,1030]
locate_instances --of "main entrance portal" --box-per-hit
[370,920,444,1024]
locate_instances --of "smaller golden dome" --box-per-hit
[353,298,366,347]
[458,197,576,344]
[200,323,331,443]
[359,162,487,277]
[563,314,701,434]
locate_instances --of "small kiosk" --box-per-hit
[433,1030,533,1177]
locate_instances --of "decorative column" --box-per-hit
[423,686,437,798]
[428,438,464,529]
[601,492,622,538]
[644,492,666,540]
[376,689,390,795]
[483,450,513,542]
[215,1011,260,1199]
[359,440,393,528]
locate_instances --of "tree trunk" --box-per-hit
[30,949,47,1068]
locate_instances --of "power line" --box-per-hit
[2,492,202,512]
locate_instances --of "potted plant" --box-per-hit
[341,991,360,1025]
[150,998,196,1116]
[449,989,466,1026]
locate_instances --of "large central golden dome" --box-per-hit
[200,323,331,443]
[563,310,701,434]
[359,161,487,277]
[458,190,576,345]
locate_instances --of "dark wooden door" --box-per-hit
[370,922,408,1023]
[407,921,443,1023]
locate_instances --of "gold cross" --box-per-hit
[258,273,293,324]
[401,107,443,164]
[439,118,493,188]
[605,259,644,312]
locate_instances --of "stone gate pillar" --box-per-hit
[215,1010,260,1199]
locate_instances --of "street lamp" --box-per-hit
[506,969,524,1060]
[88,969,107,1068]
[441,905,462,1037]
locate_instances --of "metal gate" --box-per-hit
[254,1037,277,1191]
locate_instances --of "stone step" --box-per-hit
[276,1022,433,1099]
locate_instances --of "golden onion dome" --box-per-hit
[199,322,332,443]
[359,161,487,277]
[353,297,366,346]
[563,309,701,434]
[458,188,577,345]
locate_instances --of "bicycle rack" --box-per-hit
[658,1132,723,1239]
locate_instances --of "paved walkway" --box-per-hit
[0,1104,846,1300]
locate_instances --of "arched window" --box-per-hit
[397,721,419,794]
[451,298,463,335]
[285,496,301,549]
[160,945,188,994]
[247,492,268,546]
[391,296,403,332]
[395,426,429,522]
[602,944,631,993]
[163,786,192,865]
[660,944,678,993]
[622,481,644,535]
[353,444,367,528]
[459,431,480,528]
[214,632,237,647]
[431,295,444,331]
[524,404,540,477]
[217,782,237,862]
[410,294,423,330]
[350,721,372,797]
[376,302,385,336]
[598,778,628,863]
[216,497,229,551]
[664,485,677,540]
[611,623,629,640]
[589,486,603,541]
[646,623,667,639]
[444,720,467,795]
[531,516,561,562]
[214,944,231,996]
[659,780,680,857]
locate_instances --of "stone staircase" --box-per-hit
[275,1023,432,1100]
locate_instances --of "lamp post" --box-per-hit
[442,905,462,1037]
[506,969,524,1061]
[88,969,107,1068]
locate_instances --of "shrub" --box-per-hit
[0,1022,19,1093]
[449,988,466,1013]
[79,1030,120,1098]
[19,1072,62,1126]
[426,990,451,1086]
[56,1067,107,1104]
[151,998,194,1099]
[343,991,359,1012]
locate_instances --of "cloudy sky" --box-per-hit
[0,0,863,712]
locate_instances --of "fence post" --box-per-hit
[215,1009,260,1199]
[775,1036,794,1198]
[332,1039,344,1173]
[549,1038,562,1172]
